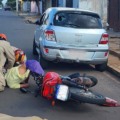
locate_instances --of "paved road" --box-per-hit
[0,10,120,120]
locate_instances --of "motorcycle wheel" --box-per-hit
[84,76,98,87]
[70,87,106,105]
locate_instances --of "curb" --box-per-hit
[109,50,120,58]
[109,36,120,38]
[107,65,120,77]
[108,51,120,78]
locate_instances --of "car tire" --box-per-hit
[33,39,38,55]
[95,62,107,72]
[39,51,48,69]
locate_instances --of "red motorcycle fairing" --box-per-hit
[42,72,62,100]
[102,97,120,107]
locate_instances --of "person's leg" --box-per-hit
[0,69,6,91]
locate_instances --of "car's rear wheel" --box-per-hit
[33,39,38,55]
[95,62,107,72]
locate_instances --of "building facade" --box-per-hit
[108,0,120,31]
[22,0,107,24]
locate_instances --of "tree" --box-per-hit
[0,0,2,5]
[7,0,16,5]
[7,0,16,9]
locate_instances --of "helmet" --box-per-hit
[43,72,62,84]
[15,49,26,64]
[26,60,44,75]
[0,34,7,40]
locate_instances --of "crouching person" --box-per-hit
[5,60,44,89]
[0,34,15,91]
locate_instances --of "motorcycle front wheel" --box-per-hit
[70,87,106,105]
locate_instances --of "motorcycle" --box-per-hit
[20,71,120,107]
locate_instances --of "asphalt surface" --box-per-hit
[0,10,120,120]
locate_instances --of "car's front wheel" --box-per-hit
[39,51,48,69]
[33,39,38,55]
[95,62,108,72]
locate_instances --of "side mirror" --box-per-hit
[102,22,109,30]
[35,19,41,25]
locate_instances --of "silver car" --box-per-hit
[33,7,109,71]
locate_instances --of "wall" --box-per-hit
[108,0,120,31]
[73,0,79,8]
[79,0,108,25]
[46,0,52,9]
[31,1,38,13]
[23,1,31,12]
[58,0,66,7]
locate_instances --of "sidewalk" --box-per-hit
[18,12,120,77]
[107,32,120,77]
[18,12,40,24]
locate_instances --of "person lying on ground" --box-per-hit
[5,60,44,89]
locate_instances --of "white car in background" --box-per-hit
[33,7,109,71]
[0,5,2,9]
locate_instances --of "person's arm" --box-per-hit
[8,82,29,89]
[20,83,29,88]
[24,74,30,83]
[20,75,30,88]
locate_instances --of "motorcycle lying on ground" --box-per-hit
[20,71,120,107]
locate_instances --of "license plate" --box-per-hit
[69,50,86,60]
[55,85,69,101]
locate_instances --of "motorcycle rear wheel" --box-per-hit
[70,87,106,105]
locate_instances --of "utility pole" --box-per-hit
[16,0,18,12]
[100,0,104,20]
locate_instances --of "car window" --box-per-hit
[54,12,102,29]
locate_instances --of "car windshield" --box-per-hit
[54,11,102,29]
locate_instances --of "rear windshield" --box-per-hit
[53,11,102,29]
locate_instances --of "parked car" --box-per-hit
[33,7,109,71]
[4,6,11,11]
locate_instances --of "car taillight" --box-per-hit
[44,48,49,53]
[44,30,56,41]
[99,33,109,44]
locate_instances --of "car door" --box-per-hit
[35,13,46,47]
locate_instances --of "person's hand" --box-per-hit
[20,83,29,88]
[2,68,7,74]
